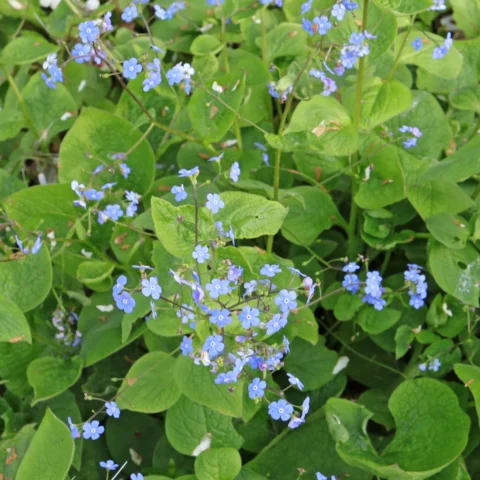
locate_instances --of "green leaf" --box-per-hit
[375,0,433,14]
[285,95,358,156]
[116,351,181,413]
[76,260,115,291]
[22,72,77,138]
[191,34,223,55]
[450,86,480,113]
[396,31,463,79]
[0,109,25,141]
[175,355,243,417]
[450,0,480,38]
[418,136,480,183]
[16,409,74,480]
[326,378,470,479]
[0,424,36,479]
[0,35,58,65]
[334,294,364,322]
[58,107,155,194]
[426,213,470,249]
[0,246,52,311]
[429,239,480,307]
[166,396,244,456]
[189,72,245,143]
[218,192,287,239]
[358,307,402,334]
[0,169,24,202]
[355,145,407,209]
[195,448,242,480]
[27,356,83,406]
[281,186,345,246]
[283,337,337,391]
[454,363,480,426]
[151,196,215,258]
[260,23,307,62]
[0,295,31,344]
[345,79,412,130]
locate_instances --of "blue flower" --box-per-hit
[243,280,257,296]
[82,421,104,440]
[275,290,297,313]
[141,276,162,300]
[239,306,260,329]
[203,335,224,358]
[180,336,193,356]
[206,193,225,214]
[178,166,199,177]
[79,21,100,43]
[102,11,113,31]
[230,161,241,182]
[131,474,144,480]
[342,274,360,294]
[72,43,92,63]
[133,264,154,271]
[332,3,346,20]
[248,378,266,399]
[171,185,188,201]
[301,0,312,14]
[206,278,230,298]
[209,308,232,327]
[267,82,281,99]
[84,189,104,201]
[403,138,417,148]
[411,36,423,51]
[287,373,304,390]
[100,460,118,470]
[104,204,124,221]
[126,191,140,204]
[192,245,210,264]
[105,401,120,418]
[260,264,282,277]
[177,304,195,323]
[143,74,161,92]
[342,0,358,10]
[68,417,79,438]
[121,4,138,22]
[42,66,63,89]
[166,63,185,85]
[302,18,314,36]
[268,399,293,421]
[115,291,136,314]
[113,275,127,295]
[288,395,310,429]
[266,314,287,335]
[123,58,143,80]
[31,234,42,254]
[343,262,360,273]
[227,265,243,282]
[313,16,332,35]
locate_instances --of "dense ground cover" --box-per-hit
[0,0,480,479]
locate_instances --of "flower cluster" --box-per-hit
[267,83,293,102]
[404,264,428,309]
[419,358,441,372]
[432,32,453,60]
[317,473,337,480]
[154,1,185,20]
[15,233,42,255]
[309,69,337,96]
[41,53,63,89]
[51,309,82,348]
[398,125,423,149]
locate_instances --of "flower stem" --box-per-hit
[387,14,416,82]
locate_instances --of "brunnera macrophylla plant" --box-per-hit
[0,0,480,479]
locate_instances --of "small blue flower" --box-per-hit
[206,193,225,214]
[230,161,241,182]
[141,276,162,300]
[206,278,230,299]
[113,275,127,295]
[178,166,199,177]
[180,336,193,356]
[268,399,293,421]
[267,82,280,98]
[104,204,124,221]
[131,474,144,480]
[343,262,360,273]
[260,264,282,278]
[143,74,161,92]
[288,395,310,429]
[243,280,257,296]
[411,37,423,51]
[31,234,43,254]
[84,189,104,201]
[171,185,188,201]
[239,306,261,328]
[79,21,100,43]
[274,289,297,313]
[203,334,224,358]
[115,291,136,314]
[177,304,195,323]
[72,43,92,63]
[342,274,360,294]
[209,308,232,327]
[301,0,312,14]
[403,138,417,148]
[100,460,118,470]
[302,18,314,36]
[342,0,358,10]
[68,417,79,438]
[121,4,138,22]
[105,401,120,418]
[125,191,140,204]
[313,16,332,35]
[227,265,243,282]
[123,58,143,80]
[192,245,210,264]
[287,373,304,390]
[102,11,113,31]
[166,63,185,85]
[248,378,266,399]
[332,3,346,20]
[266,314,287,335]
[82,421,104,440]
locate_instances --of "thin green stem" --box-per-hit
[260,8,268,64]
[386,14,416,82]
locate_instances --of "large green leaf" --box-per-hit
[27,356,84,406]
[0,35,58,65]
[175,355,244,418]
[375,0,434,14]
[0,424,36,479]
[450,0,480,38]
[450,86,480,113]
[326,378,470,479]
[454,364,480,426]
[189,72,245,143]
[0,295,31,344]
[116,351,181,413]
[195,448,242,480]
[0,246,52,311]
[217,192,287,239]
[16,409,74,480]
[58,107,155,194]
[261,23,307,62]
[0,109,25,141]
[357,307,402,334]
[166,396,244,455]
